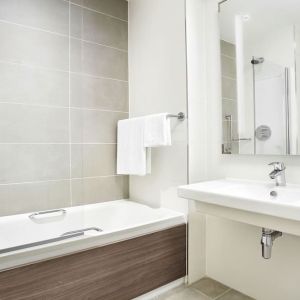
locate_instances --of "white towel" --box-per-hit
[117,113,172,176]
[117,117,151,176]
[144,113,171,147]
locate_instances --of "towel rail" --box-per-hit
[167,112,185,120]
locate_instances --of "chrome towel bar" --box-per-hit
[166,112,185,120]
[29,208,66,220]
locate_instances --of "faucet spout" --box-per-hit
[268,162,286,186]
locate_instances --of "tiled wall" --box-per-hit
[0,0,129,216]
[221,40,239,154]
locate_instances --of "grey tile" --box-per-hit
[0,104,69,143]
[0,180,70,217]
[218,289,255,300]
[71,144,117,178]
[70,38,128,80]
[71,5,128,50]
[221,55,236,78]
[0,22,69,71]
[159,287,211,300]
[0,63,69,107]
[0,0,69,35]
[71,109,128,143]
[71,175,129,205]
[0,144,69,184]
[71,0,128,21]
[222,99,238,121]
[70,73,128,111]
[220,40,236,57]
[222,77,237,100]
[191,277,230,299]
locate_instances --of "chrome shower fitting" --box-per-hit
[261,228,282,259]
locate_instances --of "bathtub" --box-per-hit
[0,200,186,272]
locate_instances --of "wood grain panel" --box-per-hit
[0,225,186,300]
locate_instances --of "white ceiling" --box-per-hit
[219,0,300,44]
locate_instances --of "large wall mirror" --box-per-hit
[219,0,300,155]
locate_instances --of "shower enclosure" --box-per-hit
[219,0,300,156]
[252,57,291,155]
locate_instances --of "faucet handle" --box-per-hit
[268,162,286,171]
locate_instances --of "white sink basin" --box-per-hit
[178,179,300,221]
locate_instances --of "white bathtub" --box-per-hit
[0,200,185,271]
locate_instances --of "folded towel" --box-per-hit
[144,113,171,147]
[117,117,151,176]
[117,113,172,176]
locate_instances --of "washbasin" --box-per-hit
[178,179,300,221]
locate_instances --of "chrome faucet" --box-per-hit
[268,162,286,186]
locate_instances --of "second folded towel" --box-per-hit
[117,113,171,176]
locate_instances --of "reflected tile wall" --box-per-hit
[0,0,128,216]
[221,40,239,154]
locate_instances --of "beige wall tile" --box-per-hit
[0,180,70,217]
[220,40,236,58]
[0,104,69,143]
[70,73,128,111]
[221,55,236,78]
[71,175,129,205]
[71,0,128,21]
[0,63,69,107]
[71,5,128,50]
[70,38,128,80]
[0,0,69,35]
[71,144,117,178]
[0,144,69,184]
[71,109,127,143]
[0,22,69,70]
[222,77,237,99]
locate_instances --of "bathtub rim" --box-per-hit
[0,200,186,272]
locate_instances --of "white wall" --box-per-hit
[128,0,188,214]
[187,0,300,299]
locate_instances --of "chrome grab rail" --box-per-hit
[29,208,66,220]
[0,227,103,255]
[0,232,84,255]
[61,227,102,237]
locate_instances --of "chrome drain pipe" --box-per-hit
[261,228,282,259]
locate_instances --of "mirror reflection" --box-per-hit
[219,0,300,155]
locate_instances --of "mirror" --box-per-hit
[219,0,300,155]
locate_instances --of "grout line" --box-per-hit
[214,289,232,300]
[222,75,236,81]
[0,143,117,145]
[70,71,128,82]
[221,53,236,60]
[0,101,128,113]
[222,97,236,101]
[71,175,123,180]
[189,287,215,299]
[68,1,73,206]
[71,36,128,53]
[0,19,127,53]
[68,2,128,23]
[0,175,124,187]
[0,19,68,37]
[0,60,128,82]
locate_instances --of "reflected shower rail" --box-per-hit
[0,227,102,255]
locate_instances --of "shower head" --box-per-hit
[251,57,264,65]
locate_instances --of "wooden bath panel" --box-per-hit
[0,224,186,300]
